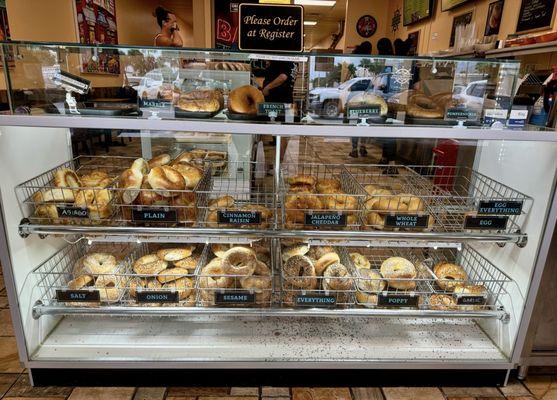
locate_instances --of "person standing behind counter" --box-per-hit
[153,6,183,47]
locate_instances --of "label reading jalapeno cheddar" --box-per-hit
[304,212,346,227]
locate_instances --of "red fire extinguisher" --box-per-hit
[432,139,459,191]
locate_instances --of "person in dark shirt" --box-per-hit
[262,61,297,103]
[349,41,372,158]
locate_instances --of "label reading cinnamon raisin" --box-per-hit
[217,210,261,225]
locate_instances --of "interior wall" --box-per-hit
[342,0,390,54]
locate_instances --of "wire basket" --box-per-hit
[196,240,274,307]
[197,161,276,229]
[280,163,367,230]
[345,164,532,234]
[15,156,132,226]
[280,245,356,308]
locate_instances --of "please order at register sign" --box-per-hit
[238,3,304,52]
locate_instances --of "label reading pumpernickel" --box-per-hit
[56,290,100,302]
[464,215,508,230]
[346,105,381,119]
[304,212,346,227]
[384,214,429,228]
[215,291,255,305]
[446,108,478,121]
[56,206,89,219]
[378,294,418,308]
[136,291,179,303]
[131,208,177,222]
[477,201,523,215]
[295,294,336,307]
[217,210,261,225]
[456,295,486,306]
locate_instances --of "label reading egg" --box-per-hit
[464,216,508,230]
[217,210,261,225]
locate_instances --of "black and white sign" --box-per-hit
[56,206,89,219]
[446,108,478,121]
[239,3,304,52]
[56,290,100,302]
[346,105,381,119]
[516,0,556,33]
[215,291,256,305]
[464,215,508,230]
[378,293,419,307]
[136,291,179,303]
[258,102,289,117]
[138,98,172,109]
[131,208,177,223]
[477,200,523,215]
[295,294,337,307]
[304,212,347,227]
[51,70,91,95]
[507,108,528,128]
[456,295,486,305]
[217,210,261,225]
[385,214,429,229]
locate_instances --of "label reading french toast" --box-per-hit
[464,215,508,230]
[215,291,255,305]
[217,210,261,225]
[56,206,89,219]
[456,295,486,306]
[385,214,429,228]
[136,291,179,303]
[304,212,346,227]
[295,294,336,307]
[477,200,523,215]
[346,105,381,119]
[56,290,100,302]
[258,102,287,116]
[378,294,418,308]
[131,208,177,222]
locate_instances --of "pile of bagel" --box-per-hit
[205,196,273,228]
[130,245,199,306]
[430,261,487,311]
[281,244,354,307]
[388,90,461,119]
[32,167,117,225]
[284,175,359,229]
[198,243,272,306]
[176,89,224,114]
[118,152,206,225]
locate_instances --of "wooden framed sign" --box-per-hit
[238,3,304,52]
[516,0,557,33]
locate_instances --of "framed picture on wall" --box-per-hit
[516,0,557,33]
[449,11,473,47]
[485,0,504,36]
[407,31,420,55]
[441,0,473,11]
[403,0,434,26]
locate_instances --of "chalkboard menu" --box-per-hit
[516,0,556,33]
[238,4,304,52]
[403,0,434,26]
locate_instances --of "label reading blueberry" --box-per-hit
[295,294,336,307]
[378,294,419,307]
[384,214,429,228]
[477,201,523,215]
[136,291,179,303]
[456,295,486,305]
[56,206,89,219]
[464,215,508,230]
[215,291,255,305]
[131,208,177,222]
[346,105,381,119]
[304,212,347,227]
[56,290,100,302]
[217,210,261,225]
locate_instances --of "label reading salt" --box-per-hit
[215,291,255,305]
[217,210,261,225]
[477,200,523,215]
[56,206,89,219]
[304,212,346,227]
[131,208,177,222]
[464,215,508,230]
[456,295,486,306]
[136,291,179,303]
[378,294,419,308]
[295,294,336,307]
[56,290,100,302]
[384,214,429,228]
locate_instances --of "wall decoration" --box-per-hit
[403,0,434,26]
[356,15,377,38]
[392,9,401,33]
[485,0,504,36]
[0,0,13,69]
[75,0,120,75]
[442,0,473,11]
[407,30,420,56]
[214,0,258,49]
[450,11,473,47]
[516,0,556,33]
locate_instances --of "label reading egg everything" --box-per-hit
[378,294,419,308]
[477,200,523,215]
[131,208,177,222]
[215,291,256,305]
[56,206,89,219]
[56,290,100,302]
[464,215,508,230]
[304,212,347,227]
[456,295,486,305]
[136,291,179,303]
[295,294,337,307]
[217,210,261,225]
[384,214,429,228]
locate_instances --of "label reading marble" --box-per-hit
[56,206,89,219]
[132,208,177,222]
[217,210,261,225]
[384,214,429,228]
[295,294,336,307]
[456,295,486,305]
[378,294,418,307]
[56,290,100,302]
[215,291,255,305]
[464,215,508,230]
[477,200,523,215]
[136,291,178,303]
[304,212,346,227]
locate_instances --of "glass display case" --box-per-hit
[0,41,556,385]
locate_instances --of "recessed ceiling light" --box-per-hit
[294,0,336,6]
[304,20,317,26]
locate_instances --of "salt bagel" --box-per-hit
[156,247,194,262]
[228,85,264,115]
[221,247,257,276]
[82,253,117,275]
[54,168,82,188]
[350,252,371,269]
[131,158,149,175]
[434,262,467,291]
[147,166,185,197]
[283,255,317,289]
[68,274,94,290]
[315,252,340,276]
[199,257,233,288]
[380,257,417,290]
[288,175,316,187]
[95,275,122,303]
[356,268,385,292]
[119,168,143,204]
[148,154,171,168]
[133,254,168,275]
[323,263,353,290]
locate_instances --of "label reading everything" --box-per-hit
[295,294,337,307]
[304,212,346,227]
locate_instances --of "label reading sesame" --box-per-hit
[215,291,255,305]
[136,291,179,303]
[295,294,337,307]
[304,212,346,227]
[56,206,89,219]
[56,290,100,302]
[378,294,418,307]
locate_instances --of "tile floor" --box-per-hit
[0,135,556,399]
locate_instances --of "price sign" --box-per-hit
[346,105,381,119]
[295,294,337,307]
[136,291,179,303]
[131,208,177,223]
[217,210,261,225]
[464,215,508,230]
[384,214,429,229]
[215,291,256,305]
[456,295,486,306]
[477,201,523,215]
[56,206,89,219]
[378,293,419,307]
[56,290,100,302]
[304,212,347,227]
[446,108,478,121]
[507,108,528,128]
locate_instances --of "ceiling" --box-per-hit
[302,0,347,50]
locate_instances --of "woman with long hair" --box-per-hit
[153,6,183,47]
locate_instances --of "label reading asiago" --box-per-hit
[215,291,255,305]
[378,294,419,308]
[56,206,89,219]
[346,105,381,119]
[295,294,336,307]
[131,208,177,223]
[477,200,523,215]
[136,291,179,303]
[456,295,486,306]
[217,210,261,225]
[464,215,508,230]
[384,214,429,229]
[56,290,100,302]
[304,212,346,227]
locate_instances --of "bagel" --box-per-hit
[380,257,417,290]
[147,166,185,197]
[346,92,388,115]
[323,263,353,290]
[350,252,371,269]
[163,277,194,300]
[133,254,168,275]
[199,257,233,288]
[148,154,171,168]
[288,175,316,187]
[282,255,317,289]
[156,247,194,262]
[285,194,323,211]
[209,196,235,210]
[307,246,335,260]
[172,151,194,164]
[170,191,197,224]
[80,171,112,188]
[136,177,168,206]
[453,284,487,310]
[54,168,82,188]
[74,189,112,220]
[356,269,385,292]
[119,168,143,204]
[157,267,190,284]
[365,212,385,229]
[407,101,444,119]
[211,243,234,258]
[325,193,358,211]
[174,253,201,271]
[316,178,341,193]
[282,244,310,262]
[434,262,467,291]
[228,85,264,115]
[32,188,75,203]
[68,274,94,290]
[172,163,203,189]
[82,253,117,275]
[429,294,457,310]
[95,275,122,303]
[221,247,257,276]
[131,158,150,175]
[315,252,340,276]
[240,259,272,293]
[288,184,314,194]
[356,291,378,307]
[364,184,393,197]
